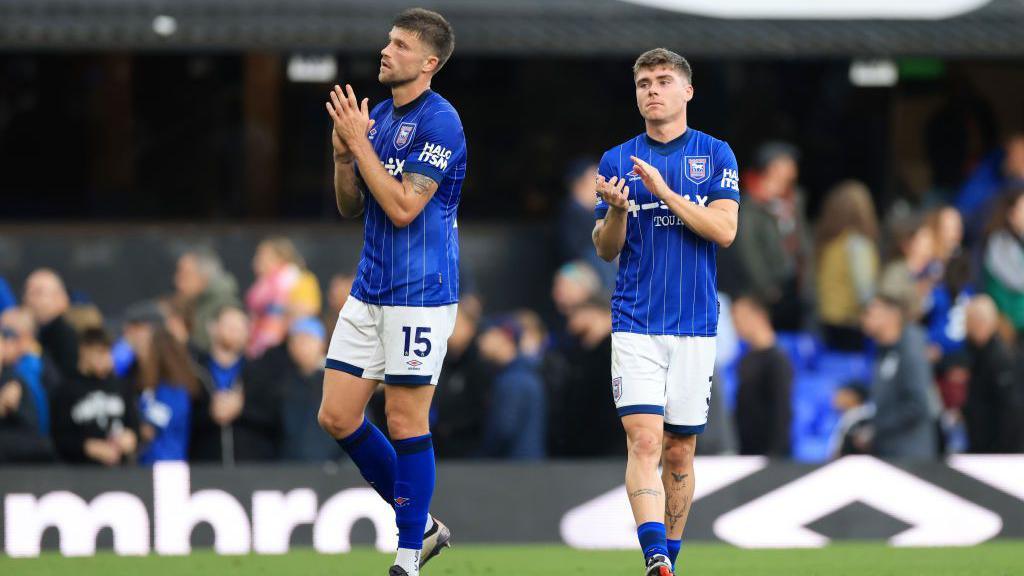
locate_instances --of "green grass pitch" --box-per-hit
[3,542,1021,575]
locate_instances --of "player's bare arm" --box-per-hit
[329,127,366,218]
[630,155,738,247]
[326,85,375,218]
[329,83,438,228]
[593,175,630,261]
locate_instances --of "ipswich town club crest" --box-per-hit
[612,377,622,402]
[394,122,416,149]
[685,155,710,184]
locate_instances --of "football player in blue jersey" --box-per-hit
[318,8,466,576]
[592,48,741,576]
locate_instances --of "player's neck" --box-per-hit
[392,78,432,108]
[645,118,688,144]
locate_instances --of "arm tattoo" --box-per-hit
[405,172,436,196]
[628,489,663,499]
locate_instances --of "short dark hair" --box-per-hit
[633,48,692,82]
[394,8,455,72]
[80,326,113,349]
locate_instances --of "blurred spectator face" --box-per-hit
[287,331,325,372]
[158,300,190,344]
[731,297,770,343]
[0,308,36,364]
[516,310,548,358]
[763,155,799,193]
[123,322,154,357]
[1009,193,1024,236]
[935,207,963,259]
[570,163,599,209]
[79,343,114,379]
[1004,134,1024,180]
[566,305,612,350]
[211,308,250,354]
[634,65,692,124]
[478,326,517,366]
[174,254,208,299]
[904,225,936,271]
[253,242,284,277]
[551,262,601,316]
[833,387,865,412]
[22,269,69,324]
[327,274,355,315]
[861,298,901,341]
[965,295,999,346]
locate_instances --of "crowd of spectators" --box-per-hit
[2,134,1024,466]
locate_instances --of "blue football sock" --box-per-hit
[667,538,682,568]
[337,418,396,504]
[393,433,436,550]
[637,521,669,561]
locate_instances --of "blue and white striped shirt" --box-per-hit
[596,128,740,336]
[350,90,466,307]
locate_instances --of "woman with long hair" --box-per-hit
[815,180,880,351]
[136,326,199,464]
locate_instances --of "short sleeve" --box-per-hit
[707,142,741,204]
[402,109,465,185]
[595,149,619,220]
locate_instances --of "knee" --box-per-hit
[318,405,361,439]
[627,429,663,462]
[385,404,427,440]
[663,436,696,469]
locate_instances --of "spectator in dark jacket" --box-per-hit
[23,269,78,381]
[477,315,546,460]
[556,158,617,290]
[191,304,280,463]
[50,328,139,465]
[279,317,341,462]
[963,295,1022,453]
[433,295,489,458]
[733,295,793,457]
[861,273,939,459]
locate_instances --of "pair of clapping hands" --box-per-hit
[595,156,669,211]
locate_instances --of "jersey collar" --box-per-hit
[644,128,693,156]
[392,89,433,119]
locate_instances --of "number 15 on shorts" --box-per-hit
[401,326,432,358]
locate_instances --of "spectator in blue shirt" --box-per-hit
[136,327,198,464]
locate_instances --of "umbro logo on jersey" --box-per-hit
[685,155,711,184]
[394,122,416,149]
[406,359,423,367]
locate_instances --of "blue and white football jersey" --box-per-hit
[596,128,740,336]
[350,90,467,307]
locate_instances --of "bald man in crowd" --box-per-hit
[963,295,1022,453]
[22,269,78,380]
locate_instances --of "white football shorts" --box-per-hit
[326,296,457,386]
